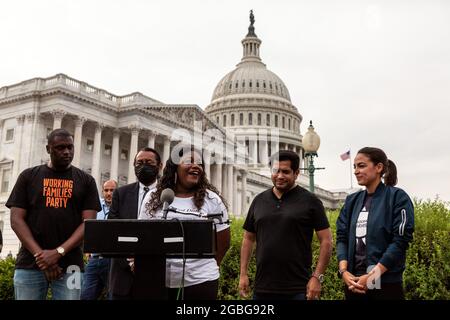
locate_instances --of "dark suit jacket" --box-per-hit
[108,182,139,297]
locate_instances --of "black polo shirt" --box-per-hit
[243,185,329,294]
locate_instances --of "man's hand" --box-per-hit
[34,249,61,270]
[238,274,250,298]
[44,264,63,282]
[306,277,321,300]
[127,258,135,273]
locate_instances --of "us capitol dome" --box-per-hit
[205,11,305,174]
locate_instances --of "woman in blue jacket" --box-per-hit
[336,147,414,300]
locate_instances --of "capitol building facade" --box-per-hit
[0,16,347,257]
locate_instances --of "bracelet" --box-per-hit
[338,268,347,278]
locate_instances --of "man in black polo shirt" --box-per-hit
[239,150,333,300]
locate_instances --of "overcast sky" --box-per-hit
[1,0,449,201]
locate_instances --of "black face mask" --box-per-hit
[134,164,158,185]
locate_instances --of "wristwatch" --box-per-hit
[56,246,65,256]
[312,272,324,284]
[338,268,347,278]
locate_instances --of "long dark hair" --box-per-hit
[357,147,398,186]
[145,145,228,215]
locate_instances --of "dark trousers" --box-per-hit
[168,280,218,300]
[81,257,110,300]
[344,282,405,300]
[110,293,132,300]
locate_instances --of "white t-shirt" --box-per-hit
[138,189,229,288]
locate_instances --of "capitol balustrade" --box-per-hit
[0,74,160,108]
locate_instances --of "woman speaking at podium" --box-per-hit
[139,145,230,300]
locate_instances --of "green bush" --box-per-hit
[0,256,15,300]
[218,216,256,300]
[1,199,448,300]
[218,199,450,300]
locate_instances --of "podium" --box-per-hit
[84,219,216,299]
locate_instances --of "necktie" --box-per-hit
[139,186,150,214]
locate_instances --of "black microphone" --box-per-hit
[161,188,175,219]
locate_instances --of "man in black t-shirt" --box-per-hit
[6,128,101,300]
[239,150,333,300]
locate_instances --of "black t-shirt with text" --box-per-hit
[354,193,373,275]
[243,185,330,294]
[6,165,101,271]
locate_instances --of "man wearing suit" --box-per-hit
[108,147,162,300]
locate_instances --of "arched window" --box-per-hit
[240,113,243,126]
[275,115,278,127]
[266,114,270,126]
[248,113,253,125]
[223,114,227,126]
[288,118,291,130]
[258,113,262,125]
[282,116,285,128]
[231,114,235,126]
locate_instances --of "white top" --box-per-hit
[139,189,229,288]
[356,207,369,242]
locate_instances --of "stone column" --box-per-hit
[147,131,156,149]
[127,125,140,183]
[222,163,227,197]
[73,116,86,167]
[227,164,233,213]
[233,168,238,215]
[51,109,66,130]
[271,138,279,155]
[91,123,104,187]
[162,136,171,168]
[110,129,120,182]
[250,139,258,167]
[240,170,247,216]
[259,138,268,166]
[203,150,211,181]
[28,98,41,168]
[22,113,35,169]
[284,143,289,150]
[214,163,222,193]
[299,147,303,170]
[12,115,25,182]
[0,119,3,159]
